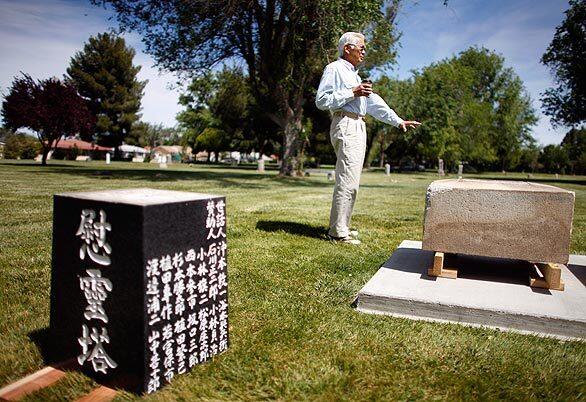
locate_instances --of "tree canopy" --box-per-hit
[67,32,147,149]
[92,0,401,174]
[1,74,95,165]
[178,67,280,158]
[541,0,586,127]
[377,47,537,171]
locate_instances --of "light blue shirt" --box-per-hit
[315,58,404,128]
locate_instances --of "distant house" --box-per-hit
[195,151,209,162]
[45,138,113,160]
[118,144,148,162]
[151,145,192,163]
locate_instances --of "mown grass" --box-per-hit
[0,160,585,401]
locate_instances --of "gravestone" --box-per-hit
[257,159,265,173]
[457,163,463,178]
[385,163,390,176]
[106,153,111,164]
[438,158,444,176]
[50,188,229,394]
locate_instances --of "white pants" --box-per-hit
[328,115,367,238]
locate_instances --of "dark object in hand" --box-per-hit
[361,78,372,84]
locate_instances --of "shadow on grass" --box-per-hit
[25,166,332,189]
[0,161,74,168]
[28,327,142,392]
[28,327,56,365]
[256,220,328,239]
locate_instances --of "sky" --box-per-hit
[0,0,572,145]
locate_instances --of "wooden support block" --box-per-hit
[530,262,565,291]
[439,267,458,279]
[539,263,562,287]
[428,252,458,279]
[428,252,444,276]
[75,386,117,402]
[0,366,65,401]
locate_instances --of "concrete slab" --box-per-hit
[355,240,586,339]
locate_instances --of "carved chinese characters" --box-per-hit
[76,209,112,266]
[75,210,117,374]
[145,200,228,393]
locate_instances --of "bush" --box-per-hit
[3,133,40,159]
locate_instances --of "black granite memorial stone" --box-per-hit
[49,188,229,394]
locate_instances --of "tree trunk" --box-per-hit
[379,134,385,168]
[41,146,49,166]
[279,113,303,176]
[258,139,267,159]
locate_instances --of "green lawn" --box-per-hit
[1,160,585,401]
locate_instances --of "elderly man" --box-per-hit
[316,32,420,245]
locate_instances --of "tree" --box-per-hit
[125,121,149,146]
[1,74,95,165]
[365,76,408,167]
[540,144,569,173]
[178,67,280,157]
[92,0,401,175]
[561,127,586,173]
[517,141,541,173]
[178,69,248,155]
[383,47,536,171]
[191,127,231,161]
[3,132,41,159]
[127,121,170,148]
[541,0,586,127]
[67,32,147,149]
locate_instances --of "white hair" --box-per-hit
[337,32,365,57]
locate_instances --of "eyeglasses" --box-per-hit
[347,44,366,54]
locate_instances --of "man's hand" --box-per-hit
[353,83,372,97]
[399,120,421,132]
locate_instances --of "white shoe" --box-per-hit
[349,230,359,238]
[329,235,361,245]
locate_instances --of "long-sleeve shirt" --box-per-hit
[315,58,404,128]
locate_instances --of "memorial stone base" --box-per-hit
[50,188,229,394]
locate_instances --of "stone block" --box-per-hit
[422,179,575,264]
[50,188,228,394]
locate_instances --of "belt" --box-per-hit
[333,111,365,120]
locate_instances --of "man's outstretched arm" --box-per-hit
[366,93,421,131]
